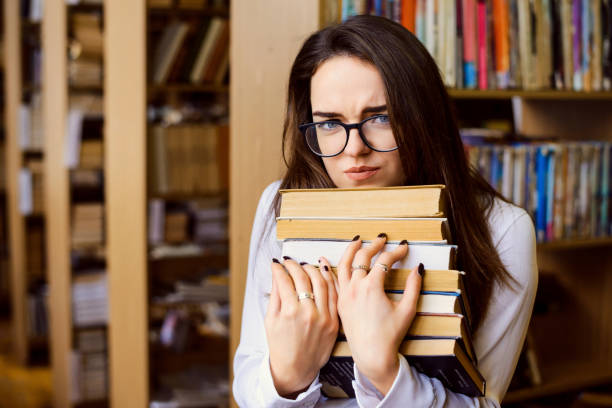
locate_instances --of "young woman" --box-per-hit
[233,15,537,407]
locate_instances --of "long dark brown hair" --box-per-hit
[271,15,515,333]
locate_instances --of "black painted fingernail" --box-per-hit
[400,239,408,245]
[324,265,329,272]
[352,235,360,241]
[299,262,307,266]
[272,258,280,263]
[377,233,387,239]
[418,263,425,277]
[318,258,322,263]
[283,256,291,260]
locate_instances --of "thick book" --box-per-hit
[278,185,446,218]
[280,239,456,270]
[387,292,471,323]
[337,313,476,363]
[320,338,485,398]
[276,217,450,242]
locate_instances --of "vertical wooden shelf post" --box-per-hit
[42,0,72,406]
[229,0,320,394]
[4,0,28,366]
[105,0,149,406]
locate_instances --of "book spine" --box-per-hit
[402,0,417,32]
[601,143,610,235]
[573,0,583,90]
[546,146,556,241]
[463,0,478,88]
[493,0,510,88]
[536,146,548,242]
[478,0,488,89]
[582,0,592,91]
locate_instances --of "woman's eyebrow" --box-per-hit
[312,105,387,119]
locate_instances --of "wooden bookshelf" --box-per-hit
[4,0,47,367]
[448,89,612,101]
[504,362,612,403]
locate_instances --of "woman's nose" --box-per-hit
[342,128,371,156]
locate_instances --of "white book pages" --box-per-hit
[65,108,85,169]
[19,168,33,215]
[281,239,456,270]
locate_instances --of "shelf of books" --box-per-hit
[4,0,49,367]
[107,0,230,406]
[38,1,108,407]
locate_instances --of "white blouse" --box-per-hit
[233,180,538,407]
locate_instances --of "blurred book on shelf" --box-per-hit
[148,198,228,250]
[149,16,229,85]
[148,124,229,196]
[148,0,228,8]
[72,271,108,327]
[27,284,48,338]
[19,94,43,152]
[26,224,46,284]
[71,203,105,248]
[18,159,44,215]
[71,328,108,403]
[463,133,611,242]
[339,0,612,91]
[68,11,103,88]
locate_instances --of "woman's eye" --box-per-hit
[372,115,390,124]
[318,122,341,130]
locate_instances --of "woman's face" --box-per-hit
[310,55,406,188]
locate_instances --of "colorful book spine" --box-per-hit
[462,0,478,88]
[477,0,488,89]
[401,0,417,32]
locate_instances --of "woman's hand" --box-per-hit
[329,234,422,395]
[264,256,339,399]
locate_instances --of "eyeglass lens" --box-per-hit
[305,116,397,156]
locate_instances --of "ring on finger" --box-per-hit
[351,264,370,272]
[297,291,315,301]
[373,263,390,273]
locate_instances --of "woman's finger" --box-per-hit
[368,240,409,289]
[337,236,362,287]
[283,256,316,309]
[351,233,388,281]
[318,257,338,318]
[397,263,424,327]
[302,263,329,315]
[267,271,281,316]
[271,259,298,312]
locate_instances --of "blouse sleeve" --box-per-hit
[353,203,539,407]
[232,181,323,408]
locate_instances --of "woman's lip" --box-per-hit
[345,168,379,181]
[345,166,379,172]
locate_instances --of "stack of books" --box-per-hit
[71,203,105,248]
[71,328,108,402]
[69,12,103,88]
[277,185,485,398]
[72,271,108,327]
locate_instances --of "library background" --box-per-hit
[0,0,610,407]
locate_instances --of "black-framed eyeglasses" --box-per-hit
[298,114,399,158]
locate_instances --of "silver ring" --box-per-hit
[373,263,389,273]
[351,264,370,272]
[297,292,315,301]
